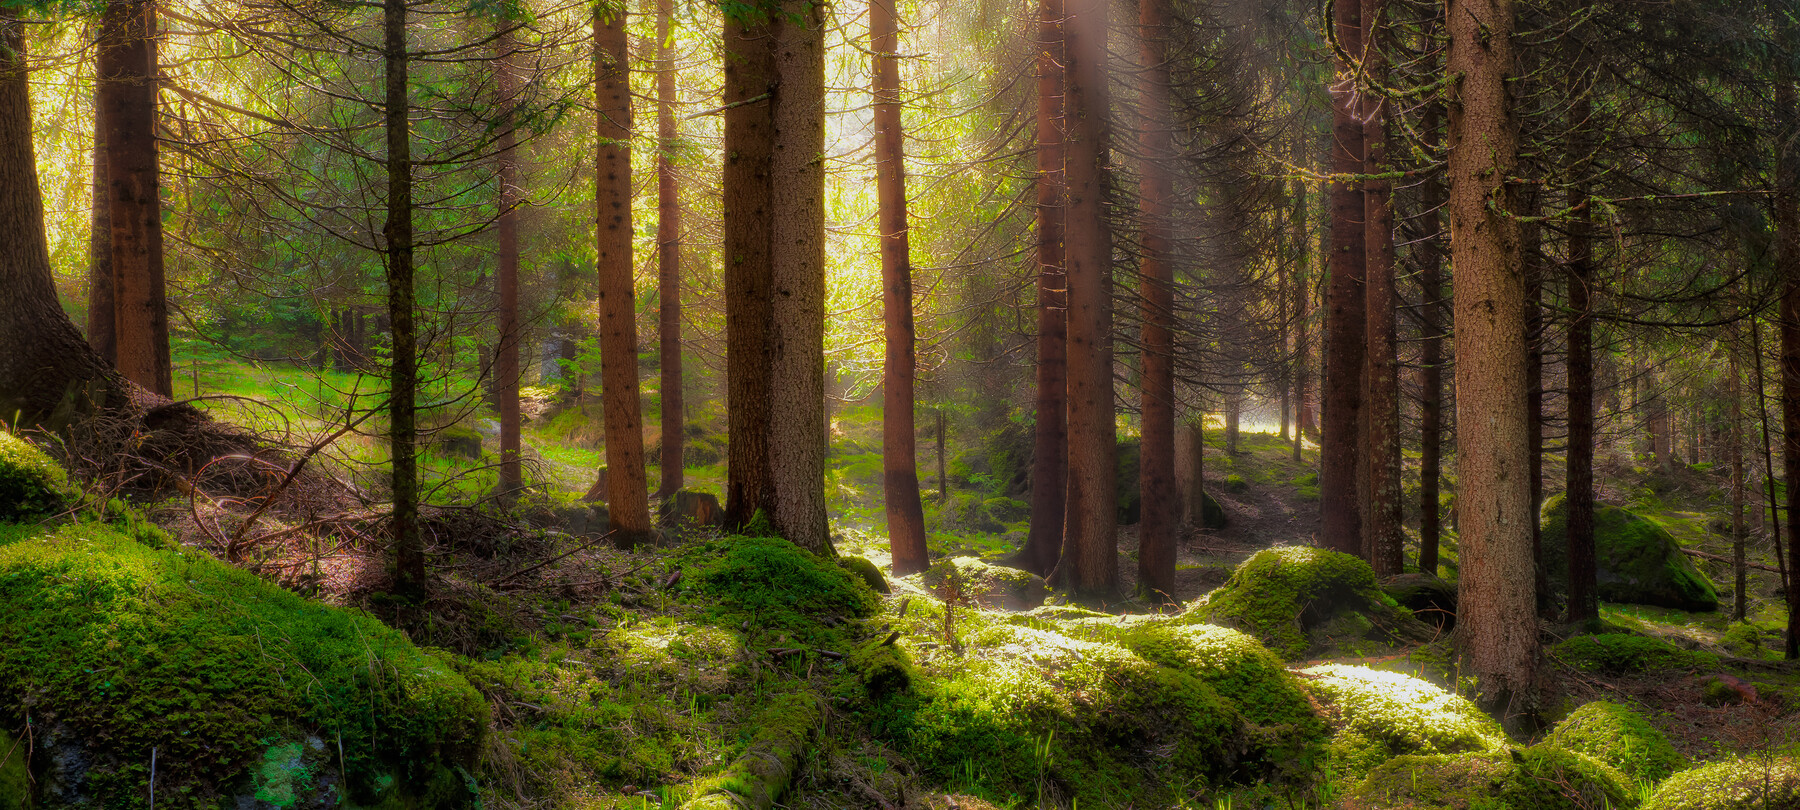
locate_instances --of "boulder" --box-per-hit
[1340,745,1637,810]
[922,556,1049,610]
[1182,547,1433,659]
[838,555,890,594]
[1300,664,1507,772]
[660,488,724,529]
[434,425,483,459]
[1546,700,1685,782]
[1644,756,1800,810]
[1540,493,1720,611]
[1382,572,1456,630]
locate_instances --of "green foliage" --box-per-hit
[1183,547,1387,659]
[1643,756,1800,810]
[0,430,74,521]
[1343,745,1638,810]
[0,521,486,807]
[1547,701,1685,782]
[1550,634,1719,675]
[1300,664,1507,774]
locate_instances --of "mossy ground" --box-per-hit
[1547,700,1685,782]
[0,431,74,522]
[1643,756,1800,810]
[1182,546,1424,659]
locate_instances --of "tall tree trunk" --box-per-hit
[1418,98,1446,576]
[1731,341,1747,622]
[1522,196,1546,612]
[1448,0,1536,719]
[98,0,171,396]
[595,6,653,547]
[765,0,831,553]
[494,30,523,504]
[1019,0,1068,577]
[872,0,928,575]
[1753,321,1789,597]
[1565,91,1598,624]
[1289,140,1309,463]
[1058,0,1118,597]
[384,0,424,598]
[1777,73,1800,659]
[656,0,685,498]
[723,6,777,534]
[88,94,115,363]
[1361,0,1401,577]
[1182,418,1206,528]
[1321,0,1366,557]
[1135,0,1177,601]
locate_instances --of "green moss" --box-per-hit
[685,535,877,648]
[1540,493,1720,611]
[1643,756,1800,810]
[1547,701,1684,782]
[681,692,820,810]
[0,431,74,522]
[1225,474,1248,491]
[0,729,25,810]
[1301,664,1506,774]
[848,637,916,698]
[838,555,890,594]
[1344,746,1638,810]
[0,522,487,807]
[1183,547,1394,659]
[922,556,1048,610]
[1550,634,1718,675]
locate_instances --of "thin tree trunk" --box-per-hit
[1135,0,1177,601]
[1292,150,1310,463]
[595,6,653,548]
[1058,0,1118,597]
[1182,418,1206,528]
[1361,0,1401,577]
[1777,73,1800,659]
[1754,320,1789,596]
[937,407,947,502]
[1565,91,1598,624]
[723,6,777,534]
[765,0,831,553]
[872,0,928,575]
[1448,0,1536,720]
[383,0,424,598]
[1019,0,1068,577]
[1321,0,1366,557]
[98,0,171,396]
[1418,96,1446,576]
[88,93,115,363]
[656,0,685,499]
[1731,341,1747,622]
[494,30,523,504]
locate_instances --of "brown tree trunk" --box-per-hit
[1418,97,1446,576]
[88,93,115,363]
[1448,0,1536,719]
[1777,74,1800,659]
[656,0,685,499]
[1182,418,1206,528]
[723,6,777,534]
[494,30,523,504]
[1019,0,1068,577]
[1565,92,1598,624]
[1523,196,1547,612]
[765,0,831,553]
[98,0,171,397]
[937,407,947,502]
[1754,321,1789,597]
[595,6,653,548]
[1361,0,1401,577]
[1320,0,1366,557]
[383,0,424,598]
[872,0,928,575]
[1731,342,1747,622]
[1057,0,1117,597]
[1289,140,1309,464]
[1135,0,1177,601]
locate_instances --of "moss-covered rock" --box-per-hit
[0,521,487,808]
[686,535,878,648]
[1540,493,1720,611]
[1550,634,1718,675]
[1547,700,1685,782]
[1383,573,1456,630]
[1341,745,1638,810]
[1182,547,1430,659]
[838,555,890,594]
[922,556,1048,611]
[1642,756,1800,810]
[1300,664,1507,774]
[0,431,73,522]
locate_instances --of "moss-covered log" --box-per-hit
[679,692,821,810]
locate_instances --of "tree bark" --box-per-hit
[872,0,928,575]
[1447,0,1536,719]
[1019,0,1068,577]
[1057,0,1118,597]
[1418,97,1446,576]
[1731,341,1747,622]
[1777,74,1800,659]
[88,92,115,364]
[1361,0,1401,577]
[98,0,171,397]
[595,6,654,548]
[1565,91,1598,624]
[723,5,777,535]
[1289,140,1309,464]
[383,0,424,598]
[1321,0,1366,558]
[1135,0,1177,601]
[656,0,685,499]
[1753,320,1789,597]
[494,30,523,504]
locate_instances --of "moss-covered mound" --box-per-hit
[1550,633,1719,675]
[1643,756,1800,810]
[0,431,73,521]
[1547,700,1685,782]
[1300,664,1506,773]
[921,556,1048,610]
[687,535,878,648]
[1182,547,1429,659]
[1541,493,1720,611]
[0,521,487,808]
[1341,745,1638,810]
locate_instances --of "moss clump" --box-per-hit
[1550,634,1718,675]
[686,535,877,647]
[922,556,1048,611]
[1300,664,1506,774]
[0,431,73,521]
[1548,701,1684,781]
[1643,756,1800,810]
[0,522,487,808]
[848,636,915,698]
[1541,493,1720,611]
[838,555,890,593]
[1183,547,1416,659]
[681,691,821,810]
[1343,745,1638,810]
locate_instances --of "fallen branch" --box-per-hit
[1678,546,1783,574]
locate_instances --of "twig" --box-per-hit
[487,533,630,588]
